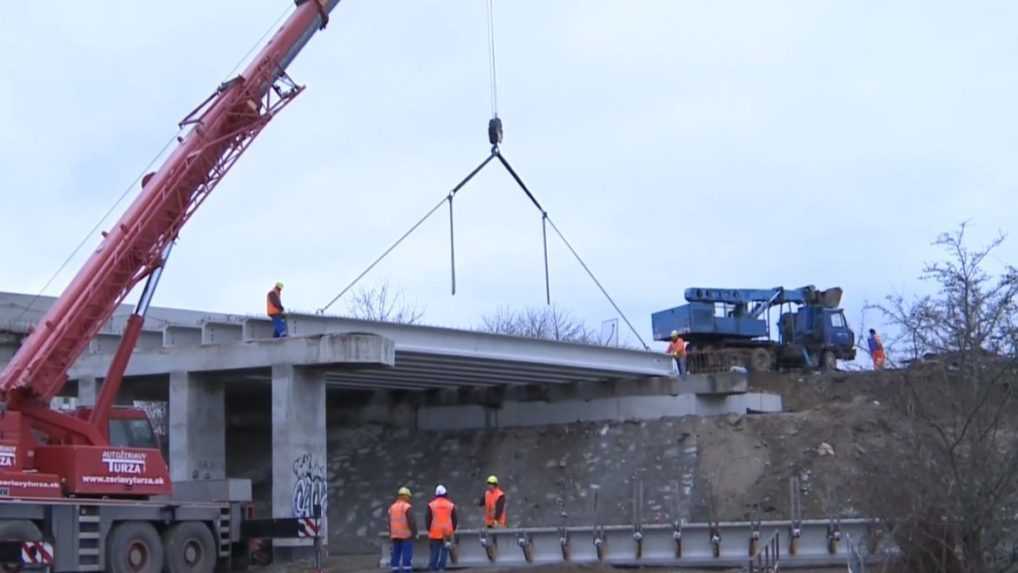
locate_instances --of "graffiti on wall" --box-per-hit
[292,452,328,519]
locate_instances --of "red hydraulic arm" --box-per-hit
[0,0,341,435]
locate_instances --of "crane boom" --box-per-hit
[0,0,340,406]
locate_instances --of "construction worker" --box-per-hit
[477,475,507,528]
[266,282,287,338]
[666,330,688,377]
[389,486,417,573]
[867,329,886,370]
[426,485,458,571]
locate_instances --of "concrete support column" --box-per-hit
[168,371,226,481]
[272,364,327,559]
[78,376,102,407]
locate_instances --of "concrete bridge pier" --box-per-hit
[272,363,327,560]
[169,371,226,481]
[78,375,101,407]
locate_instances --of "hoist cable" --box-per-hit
[544,217,650,350]
[486,0,499,118]
[12,135,179,327]
[541,213,551,305]
[448,195,456,295]
[317,153,496,314]
[493,151,651,350]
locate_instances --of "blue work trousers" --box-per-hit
[429,540,449,571]
[674,356,687,377]
[390,539,413,572]
[271,315,288,338]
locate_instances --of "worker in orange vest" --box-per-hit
[426,485,458,571]
[477,475,507,528]
[266,282,288,338]
[388,486,417,573]
[868,329,886,370]
[666,330,688,377]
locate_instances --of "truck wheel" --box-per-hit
[0,520,42,541]
[748,348,773,372]
[163,522,217,573]
[820,350,837,371]
[0,521,43,572]
[107,521,164,573]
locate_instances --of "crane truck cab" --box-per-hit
[778,305,856,370]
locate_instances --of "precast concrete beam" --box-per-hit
[242,318,275,340]
[202,321,243,345]
[88,333,123,355]
[163,325,202,348]
[69,333,395,378]
[88,331,163,354]
[278,313,672,377]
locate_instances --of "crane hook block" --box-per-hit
[488,117,503,146]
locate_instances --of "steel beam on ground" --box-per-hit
[378,518,879,570]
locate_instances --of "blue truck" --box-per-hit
[651,286,856,371]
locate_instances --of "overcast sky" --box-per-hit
[1,0,1015,351]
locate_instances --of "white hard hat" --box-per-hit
[670,330,679,338]
[435,484,447,496]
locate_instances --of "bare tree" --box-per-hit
[859,225,1018,573]
[345,283,424,324]
[478,305,605,345]
[876,224,1018,365]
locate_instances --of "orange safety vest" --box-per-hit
[484,488,506,527]
[389,499,412,540]
[667,338,687,358]
[266,289,283,316]
[428,497,456,540]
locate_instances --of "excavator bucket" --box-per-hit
[818,287,843,308]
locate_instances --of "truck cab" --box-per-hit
[780,307,856,367]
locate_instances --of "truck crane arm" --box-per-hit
[1,0,340,411]
[0,2,342,498]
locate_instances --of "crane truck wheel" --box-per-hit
[748,348,774,372]
[107,521,164,573]
[162,522,217,573]
[0,520,43,572]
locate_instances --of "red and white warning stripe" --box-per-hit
[21,541,54,565]
[298,517,321,538]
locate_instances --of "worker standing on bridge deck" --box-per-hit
[478,475,507,528]
[389,486,417,573]
[667,330,688,377]
[867,329,886,370]
[266,282,288,338]
[426,485,457,571]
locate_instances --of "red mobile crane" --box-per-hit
[0,1,340,570]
